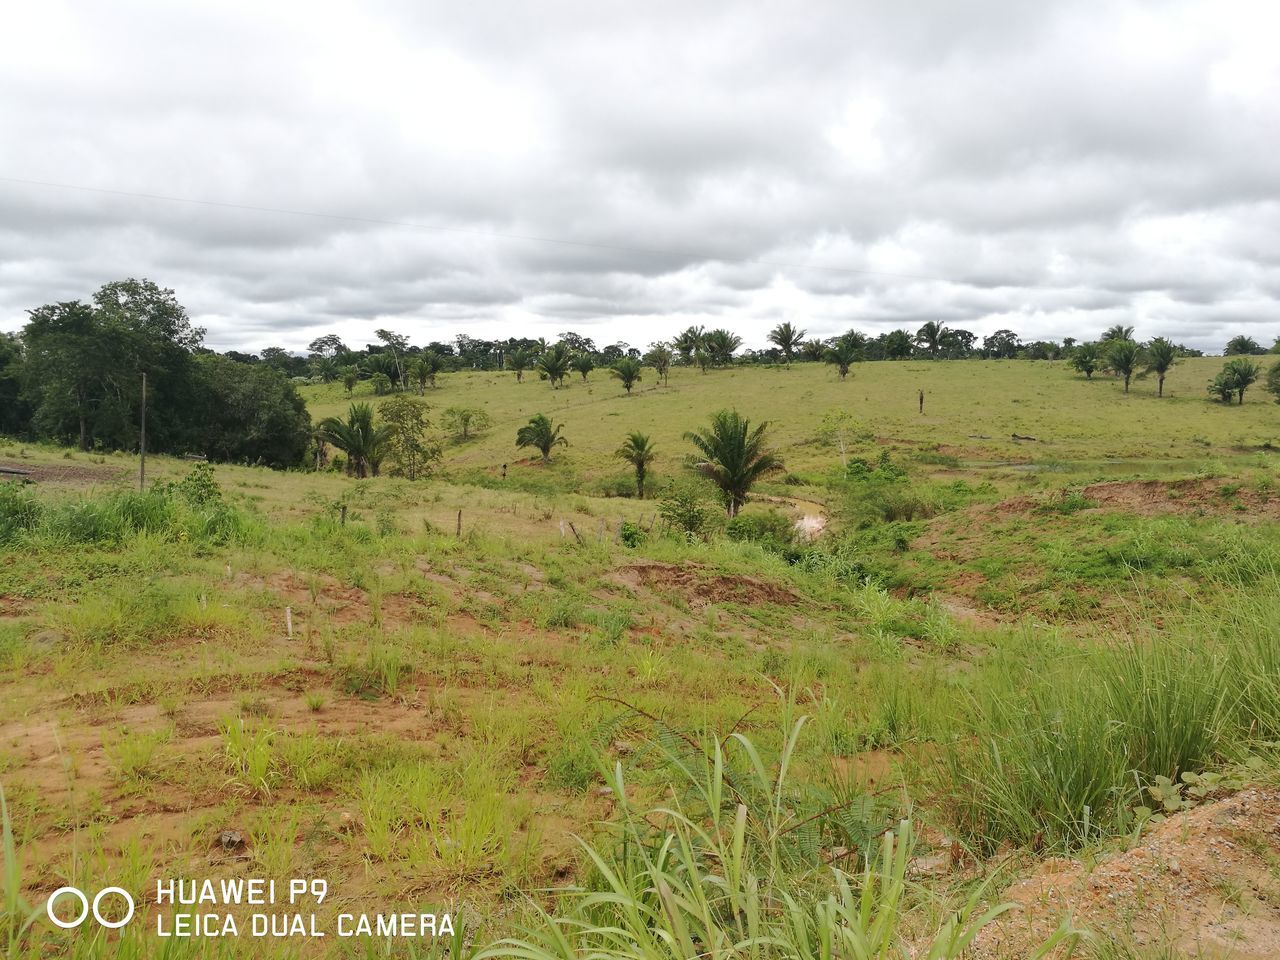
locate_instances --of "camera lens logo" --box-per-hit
[46,886,135,929]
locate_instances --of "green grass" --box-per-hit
[1,358,1279,957]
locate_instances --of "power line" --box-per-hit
[0,174,950,284]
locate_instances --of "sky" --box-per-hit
[1,0,1278,355]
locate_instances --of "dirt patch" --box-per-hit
[615,562,800,608]
[0,460,125,485]
[1082,478,1280,518]
[974,788,1280,959]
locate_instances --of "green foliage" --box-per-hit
[382,394,443,480]
[684,409,783,516]
[1070,341,1100,379]
[614,431,657,498]
[442,406,492,442]
[610,356,643,393]
[725,509,796,550]
[516,414,568,462]
[1208,357,1262,405]
[318,402,391,477]
[1267,359,1280,403]
[657,477,714,539]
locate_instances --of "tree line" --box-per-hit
[3,280,1277,469]
[0,279,311,465]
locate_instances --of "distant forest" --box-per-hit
[1,278,1276,466]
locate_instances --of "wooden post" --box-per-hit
[340,505,347,525]
[597,518,605,542]
[559,518,566,539]
[285,607,294,639]
[456,509,462,537]
[567,521,584,545]
[139,371,147,490]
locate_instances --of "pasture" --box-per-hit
[2,355,1279,958]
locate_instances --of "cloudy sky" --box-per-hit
[2,0,1278,354]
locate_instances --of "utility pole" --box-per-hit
[139,372,147,490]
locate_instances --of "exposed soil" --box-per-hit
[614,561,801,608]
[974,788,1280,959]
[1081,478,1280,518]
[0,460,126,484]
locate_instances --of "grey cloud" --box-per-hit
[1,0,1278,354]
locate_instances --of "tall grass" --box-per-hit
[0,483,257,549]
[478,721,1082,960]
[938,587,1280,852]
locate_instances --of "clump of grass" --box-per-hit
[478,720,1082,960]
[937,606,1278,853]
[104,725,172,783]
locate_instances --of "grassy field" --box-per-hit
[2,356,1279,958]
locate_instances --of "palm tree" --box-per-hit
[644,342,674,385]
[508,349,533,382]
[915,321,946,359]
[1224,335,1263,356]
[611,356,643,394]
[1145,337,1177,397]
[1107,339,1141,393]
[1102,324,1135,342]
[311,357,339,383]
[1223,358,1262,404]
[317,402,391,478]
[684,410,783,517]
[825,338,860,380]
[767,322,806,364]
[703,329,742,366]
[516,414,568,463]
[410,354,443,393]
[571,354,595,381]
[799,338,827,362]
[615,432,657,498]
[536,343,571,388]
[673,326,705,362]
[1069,343,1100,379]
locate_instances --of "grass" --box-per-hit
[0,358,1278,956]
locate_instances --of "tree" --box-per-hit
[508,349,534,382]
[536,343,572,388]
[684,410,783,517]
[645,342,674,385]
[1069,343,1100,379]
[1107,339,1141,393]
[767,322,805,364]
[193,355,311,468]
[1102,324,1135,342]
[0,333,27,436]
[442,406,491,441]
[1265,361,1280,403]
[340,366,359,396]
[611,356,643,394]
[410,354,443,393]
[21,300,103,450]
[311,357,339,383]
[825,338,860,380]
[381,394,441,480]
[983,329,1021,359]
[1145,337,1177,397]
[799,338,827,362]
[703,329,742,366]
[673,326,705,362]
[374,329,409,387]
[318,402,391,478]
[1211,358,1262,404]
[307,334,348,358]
[915,320,946,358]
[516,414,567,463]
[571,354,595,382]
[615,431,657,498]
[1224,335,1265,356]
[370,372,394,396]
[880,329,914,360]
